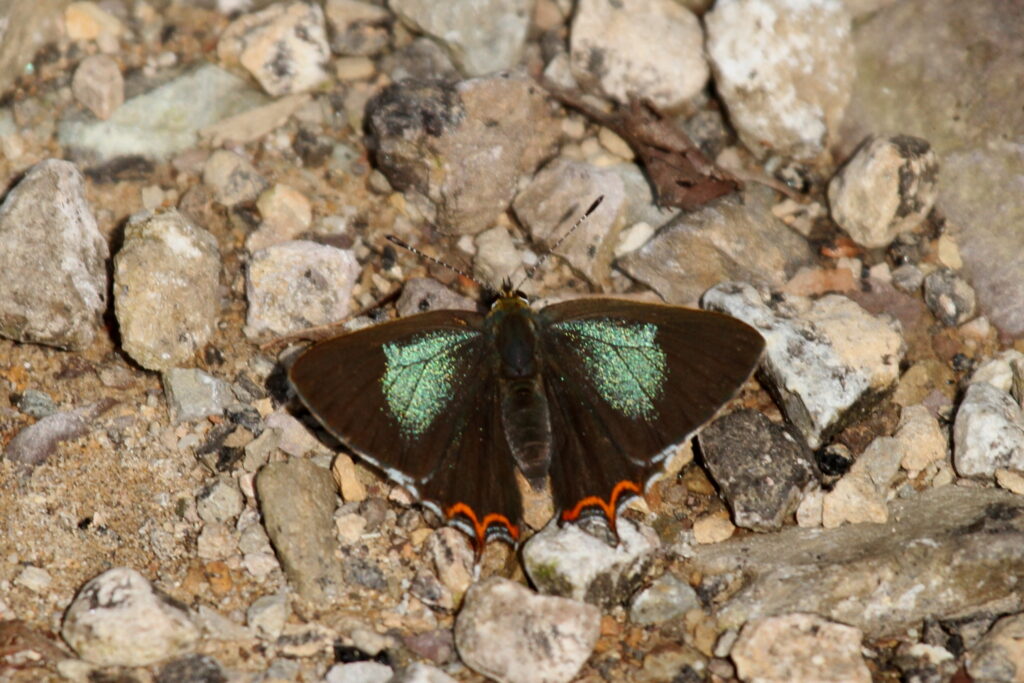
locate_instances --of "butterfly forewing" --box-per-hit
[288,311,522,543]
[539,298,765,524]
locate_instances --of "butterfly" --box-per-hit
[288,272,765,549]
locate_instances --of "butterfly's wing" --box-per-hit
[539,298,765,529]
[289,311,522,545]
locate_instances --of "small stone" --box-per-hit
[522,518,659,607]
[924,267,977,326]
[65,1,124,41]
[699,410,817,531]
[3,408,94,470]
[455,577,601,683]
[389,0,530,77]
[15,390,58,419]
[614,221,655,258]
[513,159,627,288]
[197,523,237,561]
[200,92,311,148]
[256,459,345,602]
[953,382,1024,478]
[324,0,392,56]
[366,75,559,234]
[325,661,394,683]
[474,225,524,288]
[995,469,1024,496]
[381,37,460,82]
[197,477,245,525]
[247,183,314,252]
[731,614,870,683]
[114,210,221,371]
[156,654,227,683]
[265,409,323,457]
[821,436,901,528]
[72,55,123,120]
[244,241,360,340]
[570,0,707,109]
[14,566,52,594]
[693,514,736,544]
[967,613,1024,683]
[62,567,199,667]
[891,263,924,293]
[202,150,268,206]
[395,278,476,317]
[895,404,948,473]
[163,368,233,424]
[247,592,289,640]
[704,283,905,448]
[598,127,634,161]
[629,573,700,625]
[335,56,377,81]
[426,527,474,604]
[706,0,854,161]
[390,662,458,683]
[937,234,963,269]
[218,2,331,97]
[828,135,939,249]
[619,187,812,306]
[332,453,368,502]
[0,159,108,350]
[335,512,367,544]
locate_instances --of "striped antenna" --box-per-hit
[385,235,486,290]
[517,195,604,290]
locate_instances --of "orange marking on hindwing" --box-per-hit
[561,480,643,532]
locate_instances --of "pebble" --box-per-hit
[59,63,268,161]
[731,614,870,683]
[698,409,817,531]
[390,662,458,683]
[218,2,331,97]
[953,382,1024,478]
[691,487,1024,638]
[0,159,108,350]
[200,92,310,148]
[891,263,925,293]
[247,183,314,252]
[71,54,123,120]
[425,527,474,604]
[15,389,58,419]
[705,0,854,161]
[389,0,530,77]
[335,511,367,544]
[244,240,360,340]
[264,409,323,457]
[895,404,948,474]
[692,514,736,544]
[202,149,268,206]
[473,225,524,288]
[14,566,52,594]
[821,435,901,527]
[923,267,977,326]
[512,158,627,288]
[334,56,377,81]
[454,577,601,683]
[703,282,905,448]
[366,74,559,234]
[522,518,659,608]
[163,368,233,424]
[629,572,700,626]
[247,592,289,640]
[324,0,392,56]
[325,661,394,683]
[381,37,460,82]
[828,135,939,248]
[570,0,707,109]
[966,613,1024,682]
[196,476,245,525]
[3,405,101,470]
[114,210,221,371]
[61,567,199,667]
[196,522,237,561]
[256,458,345,602]
[394,278,476,317]
[155,654,227,683]
[64,1,124,42]
[619,187,812,306]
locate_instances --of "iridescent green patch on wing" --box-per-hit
[555,319,667,419]
[382,329,479,439]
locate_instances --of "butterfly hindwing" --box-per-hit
[288,310,521,543]
[539,298,765,525]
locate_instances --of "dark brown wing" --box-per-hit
[289,310,521,545]
[539,298,764,528]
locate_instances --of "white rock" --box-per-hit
[895,405,948,473]
[821,436,901,528]
[706,0,854,161]
[570,0,708,109]
[61,568,199,667]
[953,382,1024,478]
[828,136,939,248]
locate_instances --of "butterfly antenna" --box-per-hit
[516,195,605,290]
[385,235,486,290]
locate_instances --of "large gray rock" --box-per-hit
[690,487,1024,638]
[839,0,1024,338]
[0,159,108,350]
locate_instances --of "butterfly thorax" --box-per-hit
[486,294,553,488]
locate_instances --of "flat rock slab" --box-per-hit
[689,486,1024,638]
